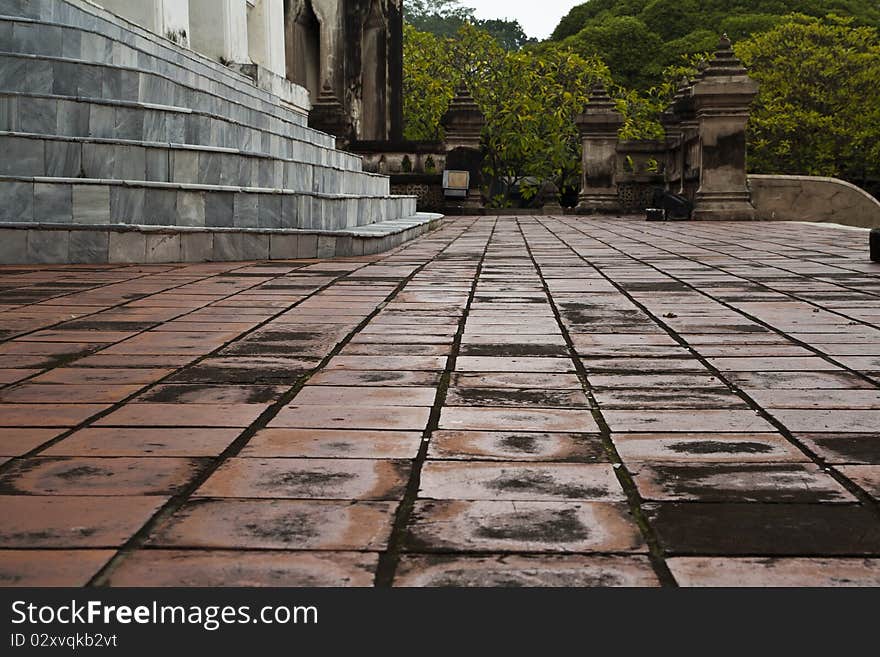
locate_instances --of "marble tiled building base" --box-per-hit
[0,0,422,263]
[0,214,443,264]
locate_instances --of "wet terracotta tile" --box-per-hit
[308,370,442,387]
[0,496,166,547]
[1,355,58,369]
[95,403,268,427]
[668,557,880,587]
[147,499,396,550]
[32,368,173,385]
[439,407,598,433]
[405,500,645,553]
[446,387,588,408]
[107,550,378,587]
[294,386,437,407]
[645,503,880,555]
[452,372,583,389]
[23,330,137,343]
[0,369,39,384]
[428,431,607,462]
[769,410,880,432]
[0,384,143,403]
[747,389,880,409]
[394,555,659,587]
[838,465,880,500]
[325,356,448,371]
[196,458,410,500]
[594,388,747,409]
[0,404,108,427]
[583,358,707,374]
[74,355,196,368]
[419,462,624,501]
[613,433,806,463]
[590,374,726,389]
[0,457,207,495]
[0,428,63,456]
[708,357,841,372]
[725,371,873,389]
[796,434,880,465]
[455,357,574,373]
[167,357,318,384]
[135,384,287,404]
[42,428,242,457]
[630,463,855,503]
[0,342,100,356]
[603,409,775,433]
[0,550,115,586]
[241,429,422,459]
[270,405,430,431]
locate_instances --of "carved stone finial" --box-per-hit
[702,33,747,77]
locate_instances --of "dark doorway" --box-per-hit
[285,0,321,100]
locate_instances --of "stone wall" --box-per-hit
[391,176,445,212]
[749,175,880,229]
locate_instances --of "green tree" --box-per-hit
[403,24,610,206]
[737,15,880,183]
[549,0,880,89]
[402,24,456,141]
[561,15,664,88]
[405,0,533,50]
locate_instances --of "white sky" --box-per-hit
[462,1,584,40]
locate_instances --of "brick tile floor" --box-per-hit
[0,216,879,586]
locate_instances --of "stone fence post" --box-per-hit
[441,85,485,212]
[575,83,624,214]
[692,35,759,220]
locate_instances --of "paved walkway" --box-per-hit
[1,216,879,587]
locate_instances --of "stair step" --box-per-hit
[0,132,390,195]
[0,51,337,150]
[0,213,444,264]
[0,92,358,168]
[0,0,439,266]
[0,0,312,117]
[0,176,417,232]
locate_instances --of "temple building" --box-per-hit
[97,0,403,143]
[0,0,432,265]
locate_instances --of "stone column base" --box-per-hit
[576,193,620,214]
[693,192,757,221]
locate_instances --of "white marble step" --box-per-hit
[0,213,443,264]
[0,132,390,196]
[0,175,417,232]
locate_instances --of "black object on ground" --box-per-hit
[652,189,693,220]
[646,208,666,222]
[871,228,880,262]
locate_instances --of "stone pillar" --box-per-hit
[575,83,624,214]
[441,86,485,212]
[388,0,404,142]
[189,0,249,64]
[99,0,190,45]
[310,0,342,94]
[661,77,690,196]
[247,0,286,77]
[692,35,759,221]
[310,81,352,148]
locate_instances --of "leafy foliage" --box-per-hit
[403,23,611,206]
[405,0,534,50]
[403,5,880,203]
[737,15,880,183]
[549,0,880,88]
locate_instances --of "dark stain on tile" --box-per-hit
[475,507,591,543]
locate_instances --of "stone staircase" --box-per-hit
[0,0,439,264]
